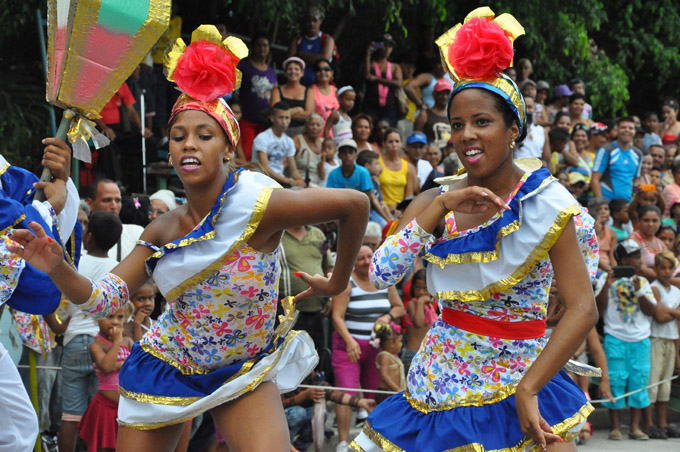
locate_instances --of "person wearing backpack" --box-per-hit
[288,6,338,87]
[591,116,643,202]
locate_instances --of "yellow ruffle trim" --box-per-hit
[404,382,518,413]
[435,204,581,302]
[350,402,593,452]
[424,174,554,267]
[118,330,304,430]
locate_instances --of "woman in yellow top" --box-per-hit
[378,129,416,212]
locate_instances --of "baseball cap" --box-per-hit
[337,138,357,150]
[434,79,452,92]
[536,80,550,91]
[519,79,537,91]
[553,84,573,97]
[568,172,586,185]
[590,122,608,136]
[282,56,305,71]
[615,239,642,260]
[407,132,427,145]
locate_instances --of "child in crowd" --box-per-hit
[547,127,570,174]
[610,198,632,241]
[371,322,406,405]
[597,240,657,441]
[316,138,339,187]
[402,269,437,370]
[58,211,122,452]
[655,224,676,251]
[326,139,374,195]
[649,166,664,192]
[356,150,393,227]
[567,172,588,203]
[228,99,246,163]
[638,154,654,185]
[588,197,617,272]
[252,101,306,187]
[324,86,355,144]
[643,251,680,438]
[124,281,156,342]
[78,304,134,452]
[642,111,663,151]
[628,185,665,230]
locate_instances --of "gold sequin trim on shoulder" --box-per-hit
[0,162,9,177]
[0,214,25,236]
[436,204,580,302]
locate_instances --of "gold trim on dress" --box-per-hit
[352,402,593,452]
[0,214,26,237]
[118,330,305,429]
[0,162,9,177]
[404,382,518,413]
[435,204,581,302]
[164,185,274,302]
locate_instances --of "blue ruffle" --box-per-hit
[427,168,552,262]
[119,337,282,401]
[146,168,243,274]
[364,370,589,452]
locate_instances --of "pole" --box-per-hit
[29,350,42,452]
[140,89,147,194]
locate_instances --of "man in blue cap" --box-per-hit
[405,132,433,191]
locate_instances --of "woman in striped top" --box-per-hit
[331,244,404,449]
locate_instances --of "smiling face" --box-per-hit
[569,98,585,118]
[555,115,571,130]
[449,89,519,181]
[285,61,303,83]
[168,110,233,186]
[353,245,374,278]
[650,146,666,168]
[572,129,588,151]
[353,118,372,142]
[662,105,678,123]
[617,120,636,146]
[641,154,653,175]
[424,145,442,167]
[315,62,333,85]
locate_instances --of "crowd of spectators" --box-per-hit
[7,5,680,451]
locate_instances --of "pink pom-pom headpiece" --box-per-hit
[164,25,248,146]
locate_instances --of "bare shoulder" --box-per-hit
[141,205,189,247]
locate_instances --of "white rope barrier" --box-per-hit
[589,375,679,404]
[17,366,680,404]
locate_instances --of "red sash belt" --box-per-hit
[442,308,546,340]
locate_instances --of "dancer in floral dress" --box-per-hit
[351,8,599,452]
[9,25,368,452]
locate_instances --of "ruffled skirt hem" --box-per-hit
[118,330,318,430]
[349,370,592,452]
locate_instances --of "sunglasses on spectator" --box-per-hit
[316,66,332,72]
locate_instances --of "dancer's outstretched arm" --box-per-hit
[253,187,369,300]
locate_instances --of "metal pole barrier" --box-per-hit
[29,350,42,452]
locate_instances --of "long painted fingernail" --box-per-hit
[47,237,53,243]
[294,272,301,278]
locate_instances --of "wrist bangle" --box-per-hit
[388,312,395,321]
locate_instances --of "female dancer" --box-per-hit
[351,8,598,451]
[9,26,368,452]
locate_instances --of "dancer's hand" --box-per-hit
[7,222,64,274]
[35,179,68,214]
[515,386,562,449]
[41,138,72,182]
[294,271,343,301]
[438,186,510,215]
